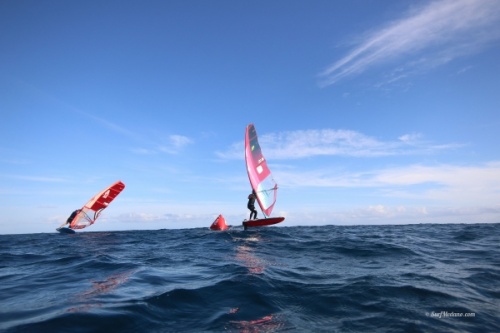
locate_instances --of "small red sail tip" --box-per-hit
[210,214,229,231]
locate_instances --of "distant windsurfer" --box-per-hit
[247,190,258,220]
[62,209,80,229]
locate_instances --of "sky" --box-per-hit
[1,0,500,234]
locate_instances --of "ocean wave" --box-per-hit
[1,223,499,332]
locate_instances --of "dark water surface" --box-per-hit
[1,223,499,332]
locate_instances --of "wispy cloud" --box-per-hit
[130,148,155,155]
[1,175,67,182]
[0,158,30,165]
[18,80,142,140]
[131,134,194,155]
[78,110,140,140]
[158,135,194,154]
[319,0,500,86]
[217,129,461,160]
[285,204,500,225]
[16,81,195,157]
[77,111,195,155]
[276,161,500,205]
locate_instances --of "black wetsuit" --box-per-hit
[247,194,257,220]
[66,210,79,228]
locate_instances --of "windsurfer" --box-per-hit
[63,209,81,229]
[247,190,258,220]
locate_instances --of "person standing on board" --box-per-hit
[247,190,258,220]
[62,209,81,229]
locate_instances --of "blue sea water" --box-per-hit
[1,223,499,333]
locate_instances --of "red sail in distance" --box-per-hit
[70,180,126,230]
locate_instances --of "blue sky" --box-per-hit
[1,0,500,234]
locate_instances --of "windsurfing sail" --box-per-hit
[244,124,278,217]
[69,180,126,230]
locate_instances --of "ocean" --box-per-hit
[1,223,499,332]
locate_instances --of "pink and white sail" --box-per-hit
[244,124,278,217]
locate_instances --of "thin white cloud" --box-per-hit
[158,135,193,154]
[217,129,461,160]
[116,212,166,222]
[276,161,500,206]
[170,135,193,148]
[78,110,140,140]
[18,80,141,141]
[398,133,421,143]
[84,115,194,155]
[319,0,500,86]
[79,112,194,155]
[1,175,67,182]
[216,141,244,160]
[284,204,500,225]
[0,158,30,165]
[132,134,194,155]
[373,162,500,205]
[130,148,156,155]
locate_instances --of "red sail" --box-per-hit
[70,180,126,230]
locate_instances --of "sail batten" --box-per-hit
[244,124,278,217]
